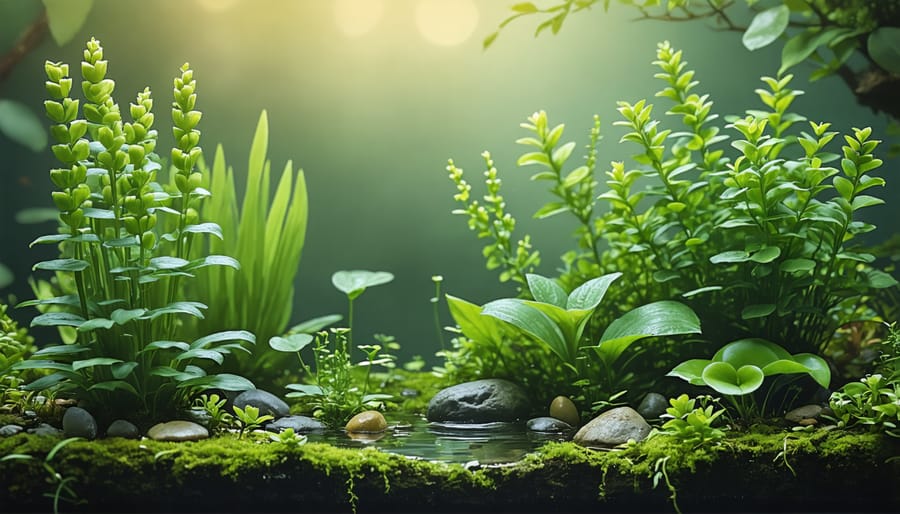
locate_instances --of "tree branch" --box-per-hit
[0,10,48,83]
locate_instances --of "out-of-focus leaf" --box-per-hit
[15,208,58,224]
[0,262,12,289]
[42,0,94,46]
[742,5,790,51]
[868,27,900,74]
[0,99,47,152]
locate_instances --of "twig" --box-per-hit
[0,10,48,82]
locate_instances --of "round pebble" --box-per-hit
[106,419,140,439]
[147,420,209,441]
[345,410,387,433]
[549,396,580,427]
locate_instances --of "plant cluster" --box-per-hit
[658,394,726,448]
[0,302,37,404]
[829,373,900,437]
[13,38,256,424]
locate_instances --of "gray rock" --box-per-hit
[106,419,140,439]
[527,416,573,432]
[147,420,209,441]
[0,424,23,437]
[574,407,651,448]
[28,423,63,437]
[267,415,327,433]
[62,407,97,440]
[183,408,212,428]
[785,404,824,424]
[426,379,530,423]
[637,392,669,420]
[233,389,290,418]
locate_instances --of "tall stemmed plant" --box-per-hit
[15,38,255,424]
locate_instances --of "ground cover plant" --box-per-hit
[11,38,256,425]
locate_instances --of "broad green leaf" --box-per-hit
[0,99,46,152]
[177,373,254,392]
[31,311,84,328]
[87,380,139,397]
[526,274,567,308]
[269,333,314,353]
[667,359,710,386]
[867,269,899,289]
[33,258,89,272]
[595,301,701,366]
[43,0,94,45]
[23,372,73,391]
[780,27,852,74]
[792,353,831,388]
[72,357,123,371]
[741,303,776,320]
[710,251,750,264]
[32,344,89,358]
[12,359,73,372]
[868,27,900,74]
[176,349,225,364]
[286,383,325,396]
[761,358,814,377]
[552,141,576,167]
[111,308,147,325]
[111,361,139,379]
[702,362,765,395]
[779,259,815,273]
[446,295,505,346]
[149,256,189,270]
[714,338,791,368]
[76,317,114,332]
[482,298,568,361]
[192,330,256,349]
[186,255,240,271]
[332,270,394,300]
[750,246,781,263]
[287,314,342,334]
[533,202,570,219]
[183,222,224,239]
[15,208,58,224]
[742,5,790,51]
[140,341,190,354]
[566,272,622,310]
[562,166,591,188]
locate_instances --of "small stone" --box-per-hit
[54,398,78,407]
[28,423,63,437]
[345,411,387,433]
[183,408,212,428]
[233,389,290,418]
[797,418,818,426]
[427,379,530,423]
[785,404,824,424]
[62,407,98,440]
[23,410,37,419]
[147,420,209,441]
[527,416,573,432]
[401,388,420,398]
[0,424,23,437]
[106,419,140,439]
[574,407,651,448]
[267,415,327,433]
[637,392,668,420]
[549,396,580,426]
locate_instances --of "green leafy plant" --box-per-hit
[658,394,726,448]
[1,437,83,514]
[192,393,233,434]
[12,38,255,424]
[447,41,894,376]
[0,302,37,403]
[189,110,309,384]
[669,338,831,419]
[331,270,394,347]
[232,404,274,438]
[269,427,308,446]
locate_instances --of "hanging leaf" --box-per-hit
[42,0,94,46]
[0,99,47,152]
[742,5,790,51]
[868,27,900,74]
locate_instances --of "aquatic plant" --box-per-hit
[658,394,726,448]
[668,339,830,419]
[232,404,273,439]
[447,41,894,371]
[269,427,308,446]
[331,270,394,347]
[13,38,255,424]
[193,393,233,434]
[188,110,309,385]
[829,373,900,437]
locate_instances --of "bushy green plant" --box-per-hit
[232,404,274,438]
[189,110,309,384]
[829,374,900,437]
[658,394,726,448]
[192,393,233,434]
[269,427,308,446]
[1,437,83,514]
[669,338,830,419]
[447,41,894,373]
[0,302,37,403]
[13,38,255,424]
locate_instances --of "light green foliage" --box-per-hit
[829,374,900,437]
[659,394,726,448]
[669,339,830,419]
[331,270,394,347]
[193,393,233,434]
[448,42,894,371]
[232,405,274,438]
[0,303,37,400]
[189,110,309,385]
[269,427,308,446]
[1,436,83,514]
[15,38,255,424]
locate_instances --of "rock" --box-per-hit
[574,407,651,448]
[183,408,212,428]
[527,416,573,432]
[0,424,23,437]
[345,411,387,433]
[62,407,98,440]
[106,420,140,439]
[426,379,530,423]
[637,392,668,420]
[549,396,580,426]
[28,423,63,437]
[147,420,209,441]
[233,389,290,418]
[267,415,327,433]
[23,410,37,419]
[785,405,824,424]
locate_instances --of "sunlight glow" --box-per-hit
[196,0,240,13]
[415,0,479,47]
[334,0,385,38]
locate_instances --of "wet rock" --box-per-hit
[267,415,327,433]
[549,396,580,426]
[233,389,289,418]
[28,423,63,437]
[106,419,140,439]
[637,392,668,420]
[147,420,209,441]
[345,411,387,433]
[427,379,530,423]
[62,407,98,440]
[574,407,651,448]
[0,424,23,437]
[527,416,573,432]
[785,405,824,424]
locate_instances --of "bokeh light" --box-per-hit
[334,0,385,38]
[415,0,479,47]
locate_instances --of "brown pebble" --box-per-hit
[798,418,818,426]
[549,396,580,427]
[345,410,387,433]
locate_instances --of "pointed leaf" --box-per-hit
[481,298,568,361]
[526,274,567,308]
[595,301,701,366]
[446,295,505,346]
[566,272,622,310]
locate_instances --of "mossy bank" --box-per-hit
[1,428,897,513]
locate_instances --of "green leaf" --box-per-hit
[562,166,591,188]
[552,141,576,167]
[87,380,139,397]
[481,298,568,361]
[176,349,225,364]
[713,338,792,368]
[446,295,505,347]
[269,333,314,353]
[149,256,189,270]
[526,274,567,308]
[177,373,255,392]
[851,195,884,210]
[511,2,538,13]
[183,222,224,239]
[667,359,710,386]
[43,0,94,45]
[192,330,256,349]
[566,272,622,311]
[33,258,89,272]
[76,317,114,332]
[286,384,324,396]
[750,246,781,263]
[72,357,123,371]
[145,302,205,320]
[111,308,147,325]
[140,341,190,354]
[0,99,47,152]
[702,362,765,395]
[742,5,790,51]
[867,269,899,289]
[31,312,84,328]
[780,27,851,75]
[533,202,570,219]
[868,27,900,74]
[111,361,138,379]
[779,259,815,273]
[186,255,240,271]
[595,301,701,366]
[32,344,89,358]
[741,304,776,320]
[710,251,750,264]
[332,270,394,300]
[15,208,59,224]
[791,353,831,388]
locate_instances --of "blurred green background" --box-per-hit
[0,0,893,361]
